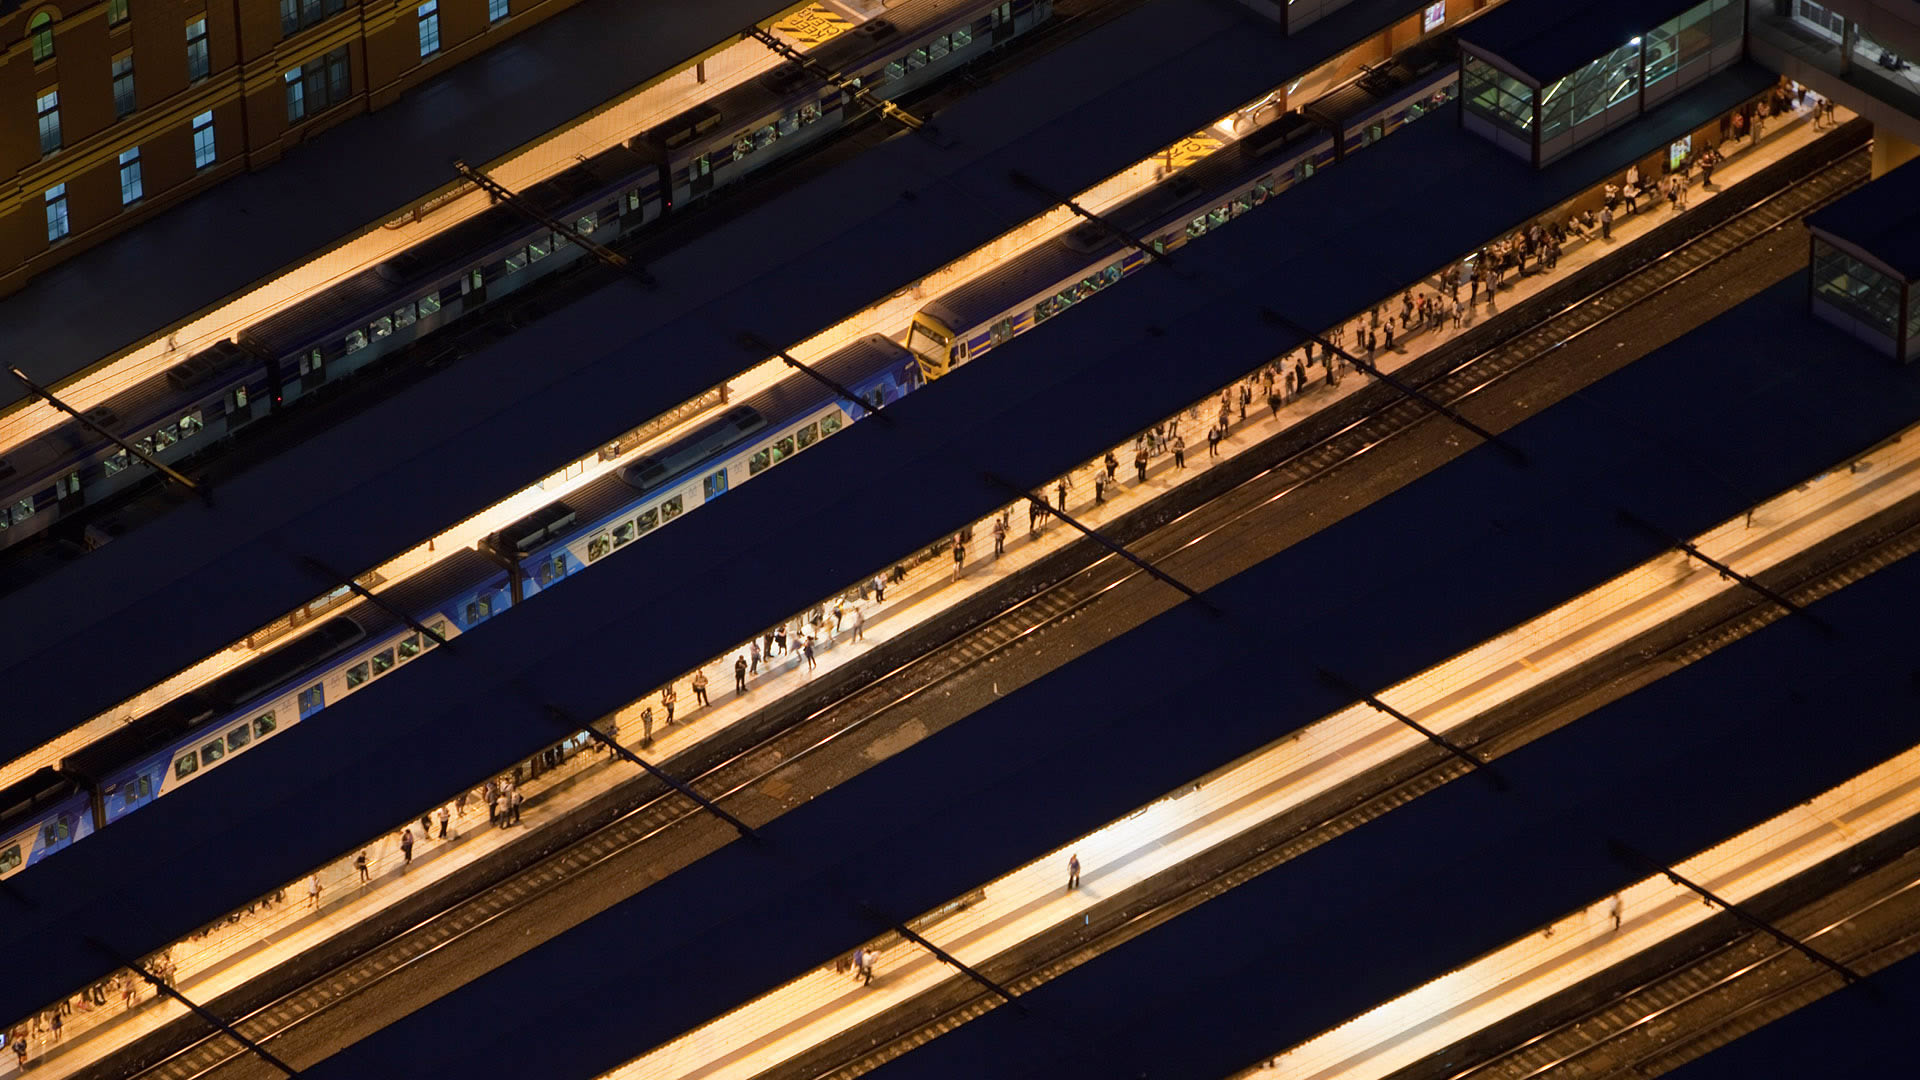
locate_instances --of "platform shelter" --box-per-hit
[1459,0,1745,165]
[1805,159,1920,362]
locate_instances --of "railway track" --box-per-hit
[99,111,1878,1080]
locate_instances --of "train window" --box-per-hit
[907,48,928,70]
[419,292,441,316]
[398,634,421,660]
[346,661,370,689]
[989,318,1014,345]
[0,846,20,873]
[135,436,154,459]
[393,302,417,329]
[777,112,799,136]
[175,752,199,779]
[751,125,776,151]
[371,648,395,675]
[233,384,249,410]
[702,468,728,499]
[201,739,224,765]
[254,711,277,738]
[537,553,565,586]
[929,36,950,61]
[612,520,637,547]
[749,448,772,476]
[467,268,484,291]
[734,133,753,158]
[1209,206,1230,229]
[692,153,711,178]
[227,724,251,752]
[885,60,906,81]
[299,351,320,377]
[106,450,130,476]
[56,472,79,498]
[155,425,178,451]
[1296,161,1315,182]
[528,237,549,263]
[796,422,820,450]
[465,597,491,624]
[800,103,820,125]
[12,499,32,525]
[44,820,68,845]
[298,684,324,717]
[659,495,684,523]
[634,507,658,536]
[772,436,795,465]
[370,316,394,339]
[953,25,972,47]
[505,249,528,274]
[345,329,368,354]
[626,191,642,212]
[181,412,204,438]
[587,531,610,561]
[1233,194,1253,217]
[576,213,598,234]
[138,774,152,798]
[425,619,446,647]
[1186,216,1207,240]
[821,411,843,436]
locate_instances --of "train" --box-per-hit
[0,0,1056,556]
[0,335,917,881]
[905,31,1459,377]
[0,23,1463,882]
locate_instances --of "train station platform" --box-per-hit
[0,0,805,406]
[0,0,1464,766]
[0,64,1860,1034]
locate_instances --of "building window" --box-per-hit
[417,1,441,57]
[489,0,509,21]
[285,46,350,124]
[112,54,136,118]
[282,0,347,37]
[119,147,143,205]
[186,17,209,82]
[108,0,130,26]
[28,12,54,62]
[45,184,69,242]
[192,110,216,167]
[36,90,60,155]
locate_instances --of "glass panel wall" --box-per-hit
[1538,40,1642,162]
[1810,237,1902,339]
[1463,54,1535,159]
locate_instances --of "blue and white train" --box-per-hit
[0,335,917,881]
[0,0,1056,555]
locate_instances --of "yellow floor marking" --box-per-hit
[773,4,854,47]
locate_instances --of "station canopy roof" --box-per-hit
[1804,157,1920,282]
[1458,0,1711,85]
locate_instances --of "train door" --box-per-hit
[991,2,1015,44]
[689,153,713,198]
[54,471,82,513]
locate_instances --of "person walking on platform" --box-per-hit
[992,516,1007,558]
[853,605,865,642]
[872,573,886,603]
[1027,499,1040,538]
[400,827,415,866]
[1608,893,1623,932]
[437,804,451,839]
[802,637,817,673]
[735,655,748,694]
[662,685,677,724]
[1104,450,1119,483]
[692,669,709,708]
[1268,388,1282,419]
[1094,472,1107,504]
[356,851,370,884]
[640,706,654,749]
[774,624,788,655]
[419,812,433,843]
[508,789,524,826]
[1068,853,1081,891]
[486,781,500,824]
[1207,423,1222,459]
[1599,205,1613,241]
[307,873,323,911]
[750,640,762,675]
[853,948,874,986]
[763,630,775,662]
[1172,434,1186,469]
[952,537,967,581]
[1134,446,1149,483]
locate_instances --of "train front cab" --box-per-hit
[907,312,961,379]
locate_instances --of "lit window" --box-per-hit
[489,0,509,21]
[186,17,209,82]
[113,54,136,118]
[36,90,60,155]
[192,110,216,168]
[44,183,69,242]
[119,146,143,205]
[28,12,54,62]
[108,0,130,26]
[417,1,441,57]
[284,68,305,122]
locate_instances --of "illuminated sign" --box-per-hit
[1424,2,1446,31]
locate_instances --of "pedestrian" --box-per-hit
[750,639,761,675]
[1027,499,1040,538]
[509,789,523,826]
[307,873,323,910]
[1383,323,1394,351]
[1134,446,1148,483]
[763,630,775,661]
[662,684,677,723]
[640,706,654,749]
[437,804,450,839]
[803,637,817,672]
[1067,853,1081,890]
[1171,433,1186,468]
[1699,148,1715,187]
[1207,423,1221,458]
[871,573,886,603]
[1609,893,1623,931]
[1599,205,1613,241]
[853,947,874,986]
[13,1030,27,1068]
[1104,450,1119,483]
[852,605,865,641]
[1267,390,1282,419]
[775,624,788,655]
[952,537,966,580]
[992,515,1007,558]
[485,781,500,824]
[689,669,707,707]
[419,812,433,841]
[734,654,748,693]
[355,850,370,884]
[400,827,414,866]
[1093,472,1106,504]
[1238,383,1250,421]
